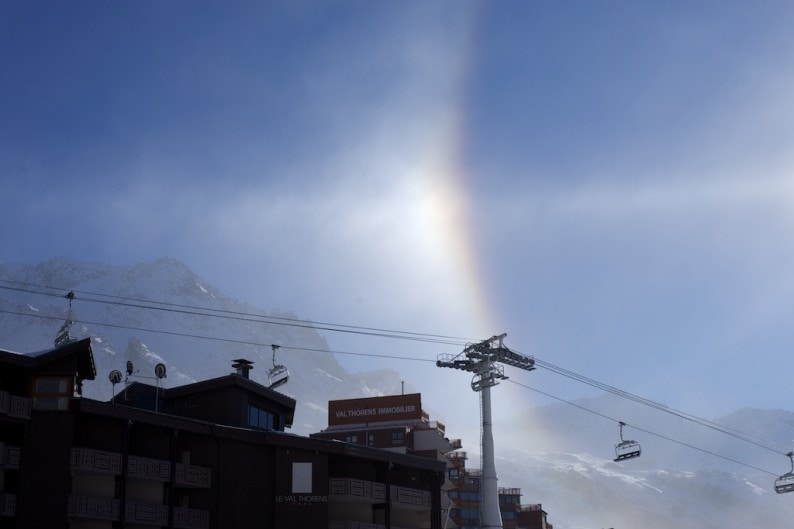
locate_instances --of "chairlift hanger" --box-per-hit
[614,421,642,462]
[267,344,289,390]
[775,452,794,494]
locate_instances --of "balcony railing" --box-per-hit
[0,493,16,517]
[329,478,386,503]
[67,495,120,520]
[329,522,413,529]
[499,487,521,495]
[173,506,210,529]
[0,391,31,420]
[128,455,171,481]
[71,447,123,475]
[0,443,20,470]
[330,523,383,529]
[390,486,430,510]
[125,501,168,526]
[175,463,212,488]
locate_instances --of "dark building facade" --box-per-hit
[0,339,445,529]
[312,394,553,529]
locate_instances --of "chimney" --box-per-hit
[232,359,253,379]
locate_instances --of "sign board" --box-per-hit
[328,393,423,426]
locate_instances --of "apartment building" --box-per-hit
[0,338,445,529]
[312,394,553,529]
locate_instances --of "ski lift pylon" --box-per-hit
[614,421,641,462]
[267,344,289,389]
[775,452,794,494]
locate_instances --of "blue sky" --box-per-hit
[3,1,794,425]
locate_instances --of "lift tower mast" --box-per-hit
[437,334,535,529]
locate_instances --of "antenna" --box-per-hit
[109,370,122,404]
[113,361,167,412]
[54,291,77,347]
[154,363,166,412]
[437,334,535,529]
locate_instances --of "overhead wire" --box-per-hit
[1,278,791,475]
[520,355,791,456]
[0,308,435,363]
[0,280,471,346]
[507,378,779,476]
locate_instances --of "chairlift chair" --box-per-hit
[614,422,641,462]
[775,452,794,494]
[267,344,289,390]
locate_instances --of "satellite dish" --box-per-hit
[126,361,134,376]
[109,370,122,384]
[155,363,167,379]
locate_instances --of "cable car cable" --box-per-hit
[3,281,791,458]
[506,379,779,477]
[524,356,790,456]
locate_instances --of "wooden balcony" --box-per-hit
[390,485,430,510]
[67,494,120,520]
[173,506,210,529]
[71,447,123,475]
[329,479,429,511]
[0,493,16,517]
[128,455,171,481]
[329,478,386,503]
[0,443,20,470]
[125,501,168,526]
[329,522,413,529]
[0,391,31,420]
[329,522,383,529]
[174,462,212,488]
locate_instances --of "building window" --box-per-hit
[346,435,358,443]
[32,377,71,410]
[460,508,479,521]
[448,468,459,478]
[502,511,516,520]
[391,431,404,445]
[460,491,481,501]
[248,405,275,430]
[292,462,312,493]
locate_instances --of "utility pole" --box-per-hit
[437,334,535,529]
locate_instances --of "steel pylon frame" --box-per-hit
[437,334,535,529]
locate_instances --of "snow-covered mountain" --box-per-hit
[2,257,794,529]
[494,395,794,529]
[0,257,415,433]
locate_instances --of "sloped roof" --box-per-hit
[165,373,296,409]
[0,337,96,380]
[29,337,97,380]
